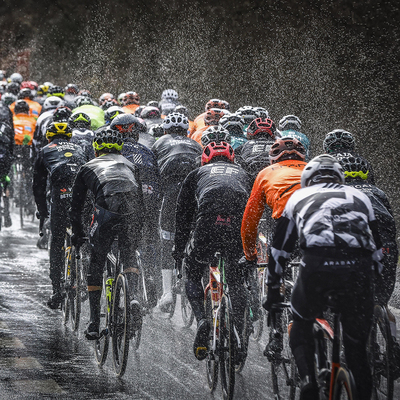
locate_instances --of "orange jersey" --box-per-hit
[122,104,140,114]
[13,113,36,145]
[189,112,206,137]
[241,159,307,260]
[191,125,209,146]
[10,99,42,120]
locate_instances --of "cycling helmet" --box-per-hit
[205,99,230,111]
[219,113,245,135]
[147,100,159,108]
[20,81,35,90]
[110,113,142,140]
[99,92,114,105]
[92,128,123,153]
[47,85,65,98]
[174,105,189,117]
[236,106,259,125]
[336,154,369,181]
[18,88,33,100]
[0,70,5,80]
[37,84,49,96]
[101,99,119,110]
[204,108,224,126]
[117,92,126,105]
[246,117,276,140]
[201,126,231,147]
[201,141,234,165]
[301,154,344,187]
[10,72,23,84]
[6,82,20,95]
[161,89,178,101]
[52,106,72,123]
[134,105,145,117]
[104,106,124,124]
[149,123,164,138]
[160,102,175,116]
[69,111,92,130]
[323,129,355,153]
[254,107,269,119]
[45,122,72,139]
[140,106,161,119]
[43,81,54,88]
[278,115,302,132]
[42,96,65,111]
[163,112,189,134]
[122,91,140,106]
[269,137,306,164]
[14,100,30,114]
[2,92,16,106]
[75,96,94,107]
[65,83,79,95]
[78,89,92,98]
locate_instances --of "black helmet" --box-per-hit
[140,106,161,119]
[336,154,369,181]
[52,106,72,123]
[47,85,65,98]
[6,82,20,95]
[75,95,94,107]
[93,128,124,153]
[2,92,17,106]
[14,100,30,114]
[323,129,355,154]
[104,106,124,124]
[18,88,33,100]
[110,113,142,140]
[69,111,92,130]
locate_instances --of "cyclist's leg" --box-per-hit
[159,182,180,309]
[340,268,374,400]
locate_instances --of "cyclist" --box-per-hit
[33,121,87,309]
[111,113,162,307]
[0,121,15,227]
[190,99,230,136]
[13,100,36,147]
[0,96,14,128]
[218,113,247,150]
[151,112,202,311]
[191,108,225,145]
[173,140,252,360]
[10,88,42,120]
[121,91,141,114]
[264,154,382,400]
[72,96,105,130]
[174,105,194,132]
[64,83,79,109]
[323,128,375,183]
[69,128,144,340]
[235,117,277,182]
[69,111,95,160]
[158,89,180,114]
[140,106,163,132]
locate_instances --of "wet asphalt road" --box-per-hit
[0,209,399,399]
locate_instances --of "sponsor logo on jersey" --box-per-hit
[64,152,73,157]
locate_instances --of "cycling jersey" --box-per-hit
[235,137,275,182]
[190,125,208,146]
[0,100,14,129]
[0,122,14,176]
[70,128,95,160]
[241,159,307,260]
[31,109,53,160]
[10,99,42,120]
[189,112,206,136]
[122,104,140,114]
[13,112,36,145]
[72,104,105,130]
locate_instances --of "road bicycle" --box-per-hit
[61,228,88,332]
[368,303,396,399]
[94,241,145,377]
[0,176,11,230]
[204,251,237,400]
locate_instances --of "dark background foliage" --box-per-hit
[1,0,399,231]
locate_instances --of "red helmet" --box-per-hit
[122,91,140,106]
[20,81,36,90]
[269,137,306,164]
[201,141,234,165]
[204,108,224,126]
[246,117,276,140]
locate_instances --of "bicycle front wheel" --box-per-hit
[332,367,357,400]
[69,246,81,332]
[368,305,394,400]
[219,295,235,400]
[112,273,130,377]
[205,289,218,392]
[234,303,250,373]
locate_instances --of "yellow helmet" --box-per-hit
[46,122,72,139]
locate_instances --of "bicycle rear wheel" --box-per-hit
[112,273,130,377]
[219,295,236,400]
[368,305,394,400]
[69,246,81,332]
[62,235,71,324]
[95,274,110,366]
[251,267,266,341]
[205,289,218,392]
[332,367,357,400]
[234,303,251,373]
[181,267,194,328]
[270,307,299,400]
[165,270,178,318]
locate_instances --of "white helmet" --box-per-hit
[278,115,302,132]
[162,112,188,132]
[42,96,65,111]
[301,154,345,188]
[10,72,23,84]
[161,89,178,100]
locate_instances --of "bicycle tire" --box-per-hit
[95,273,110,366]
[69,246,81,332]
[219,294,236,400]
[180,267,194,328]
[270,307,299,400]
[19,175,23,229]
[234,303,250,373]
[368,305,394,400]
[112,273,130,377]
[205,289,218,392]
[332,367,357,400]
[165,270,178,319]
[62,235,71,324]
[251,267,266,341]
